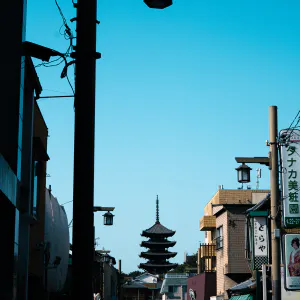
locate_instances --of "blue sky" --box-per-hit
[26,0,300,273]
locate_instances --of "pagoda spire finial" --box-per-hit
[156,195,159,223]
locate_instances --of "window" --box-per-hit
[32,161,40,218]
[215,226,223,250]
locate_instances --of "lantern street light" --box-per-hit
[103,211,114,226]
[93,206,115,226]
[235,163,252,183]
[144,0,173,9]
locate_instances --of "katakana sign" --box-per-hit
[280,129,300,228]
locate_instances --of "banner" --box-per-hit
[252,217,269,269]
[280,129,300,228]
[284,234,300,290]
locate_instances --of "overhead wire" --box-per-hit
[283,110,300,143]
[30,2,76,102]
[36,0,75,95]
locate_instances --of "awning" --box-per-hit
[229,295,252,300]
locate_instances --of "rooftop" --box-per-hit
[160,274,188,294]
[142,222,175,237]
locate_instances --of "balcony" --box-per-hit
[200,216,216,231]
[199,243,216,273]
[200,243,216,258]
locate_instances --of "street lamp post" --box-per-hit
[235,106,281,300]
[71,1,172,299]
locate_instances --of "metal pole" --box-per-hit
[269,106,281,300]
[256,270,261,300]
[262,265,267,300]
[103,262,105,300]
[72,0,97,299]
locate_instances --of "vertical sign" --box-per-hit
[284,234,300,290]
[253,217,268,269]
[280,129,300,228]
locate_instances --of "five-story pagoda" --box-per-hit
[139,196,177,274]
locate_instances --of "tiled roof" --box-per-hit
[122,280,162,290]
[246,193,270,213]
[122,282,147,289]
[141,240,176,247]
[142,222,175,237]
[160,277,188,293]
[228,279,255,291]
[140,263,178,268]
[140,251,177,257]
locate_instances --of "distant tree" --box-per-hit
[169,264,186,273]
[169,253,197,274]
[128,270,143,278]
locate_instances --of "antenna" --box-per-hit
[256,168,261,189]
[156,195,160,223]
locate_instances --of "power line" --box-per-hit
[284,110,300,143]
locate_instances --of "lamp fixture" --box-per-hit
[144,0,172,9]
[235,163,252,183]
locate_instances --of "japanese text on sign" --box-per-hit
[253,217,268,256]
[281,129,300,228]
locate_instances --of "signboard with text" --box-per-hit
[284,234,300,290]
[252,217,269,269]
[280,129,300,228]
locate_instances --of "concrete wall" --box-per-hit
[28,101,48,285]
[188,273,216,300]
[227,214,249,273]
[103,263,118,300]
[166,286,187,300]
[216,211,228,298]
[215,209,251,299]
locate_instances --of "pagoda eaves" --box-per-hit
[139,196,177,274]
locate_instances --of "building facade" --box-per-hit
[160,273,188,300]
[122,272,162,300]
[187,272,216,300]
[0,51,49,299]
[199,189,269,300]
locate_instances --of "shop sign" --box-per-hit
[280,129,300,228]
[252,217,269,269]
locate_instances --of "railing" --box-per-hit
[215,237,223,250]
[199,243,216,257]
[199,243,216,273]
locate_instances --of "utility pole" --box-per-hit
[269,106,281,300]
[72,0,99,299]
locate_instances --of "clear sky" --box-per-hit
[26,0,300,273]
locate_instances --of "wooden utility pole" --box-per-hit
[269,106,281,300]
[72,0,99,299]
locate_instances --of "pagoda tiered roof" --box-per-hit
[138,196,177,274]
[140,251,177,259]
[139,262,178,274]
[140,240,176,248]
[141,222,175,237]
